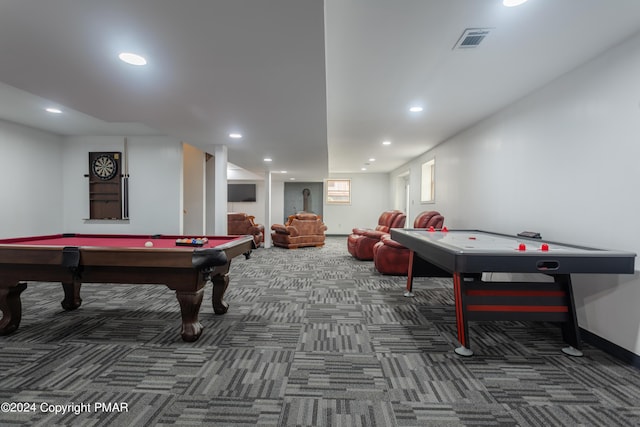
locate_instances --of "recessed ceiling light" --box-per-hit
[290,177,296,180]
[118,52,147,66]
[369,158,376,162]
[263,158,272,162]
[280,170,287,174]
[382,141,391,145]
[409,106,423,113]
[361,167,367,171]
[229,133,242,139]
[45,107,62,114]
[503,0,528,6]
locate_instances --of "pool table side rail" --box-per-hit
[0,233,252,246]
[0,235,254,268]
[0,234,254,291]
[0,233,161,244]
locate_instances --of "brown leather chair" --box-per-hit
[271,213,327,249]
[227,212,264,247]
[347,210,406,260]
[373,211,445,275]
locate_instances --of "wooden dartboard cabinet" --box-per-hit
[88,152,122,219]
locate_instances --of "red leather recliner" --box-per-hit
[373,211,445,275]
[347,210,406,260]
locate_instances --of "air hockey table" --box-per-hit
[390,228,636,357]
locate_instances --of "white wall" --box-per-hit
[270,180,285,229]
[62,135,183,234]
[227,173,392,237]
[391,31,640,355]
[205,155,217,234]
[323,173,391,235]
[283,181,323,219]
[227,180,267,226]
[0,120,63,238]
[182,143,205,235]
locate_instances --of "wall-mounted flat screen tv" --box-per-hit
[228,183,257,202]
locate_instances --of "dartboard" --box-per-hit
[92,154,118,180]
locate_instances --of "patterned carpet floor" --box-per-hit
[0,236,639,426]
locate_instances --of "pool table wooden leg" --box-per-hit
[0,282,28,335]
[211,273,230,314]
[175,288,204,342]
[61,281,82,310]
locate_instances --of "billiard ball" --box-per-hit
[145,241,154,247]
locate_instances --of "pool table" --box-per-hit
[0,233,255,342]
[390,229,636,357]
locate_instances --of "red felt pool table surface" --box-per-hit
[0,233,255,342]
[0,233,237,249]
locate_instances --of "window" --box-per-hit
[421,159,435,203]
[326,179,351,204]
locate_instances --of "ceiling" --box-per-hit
[1,0,640,182]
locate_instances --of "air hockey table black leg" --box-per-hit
[555,274,583,357]
[453,273,473,356]
[404,251,416,297]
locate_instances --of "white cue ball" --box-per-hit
[145,241,154,247]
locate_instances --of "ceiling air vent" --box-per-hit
[453,28,492,49]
